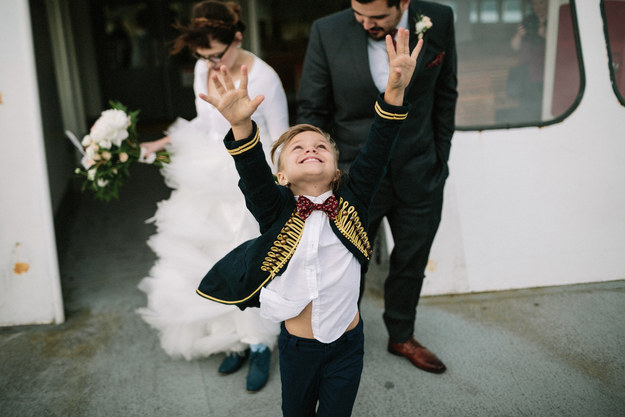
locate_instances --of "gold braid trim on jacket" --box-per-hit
[196,210,305,305]
[375,101,408,120]
[227,129,260,156]
[260,197,372,277]
[260,210,306,278]
[333,198,372,259]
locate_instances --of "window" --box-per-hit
[442,0,584,129]
[468,0,524,23]
[502,0,523,22]
[481,0,500,22]
[602,0,625,104]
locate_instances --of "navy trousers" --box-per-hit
[278,319,364,417]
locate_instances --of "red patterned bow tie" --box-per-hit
[296,195,338,220]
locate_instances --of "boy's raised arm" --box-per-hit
[199,65,264,140]
[383,28,423,106]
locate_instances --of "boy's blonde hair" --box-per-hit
[270,124,340,171]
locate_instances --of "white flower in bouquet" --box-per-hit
[84,144,95,157]
[81,143,98,168]
[90,109,131,147]
[81,134,93,147]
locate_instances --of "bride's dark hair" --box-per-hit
[170,1,246,55]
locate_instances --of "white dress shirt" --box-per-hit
[368,11,409,92]
[259,191,361,343]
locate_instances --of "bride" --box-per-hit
[137,0,287,392]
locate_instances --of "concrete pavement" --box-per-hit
[1,163,624,417]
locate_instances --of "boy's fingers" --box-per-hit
[212,74,226,96]
[397,28,407,56]
[239,65,249,91]
[199,93,217,106]
[221,65,236,91]
[411,38,423,60]
[250,94,265,110]
[385,34,396,60]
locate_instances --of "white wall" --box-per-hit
[423,0,625,295]
[0,0,64,325]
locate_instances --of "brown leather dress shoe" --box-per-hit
[388,337,447,374]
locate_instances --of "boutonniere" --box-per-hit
[415,14,433,39]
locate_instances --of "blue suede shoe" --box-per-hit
[218,349,249,375]
[246,348,271,392]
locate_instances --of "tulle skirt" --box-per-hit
[137,118,279,360]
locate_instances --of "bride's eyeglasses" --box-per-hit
[193,42,232,64]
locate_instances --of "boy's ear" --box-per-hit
[276,172,289,186]
[332,169,342,189]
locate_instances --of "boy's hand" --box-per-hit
[199,65,264,139]
[384,28,423,105]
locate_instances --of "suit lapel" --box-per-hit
[407,2,429,92]
[346,20,380,95]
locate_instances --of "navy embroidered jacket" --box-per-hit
[197,95,409,309]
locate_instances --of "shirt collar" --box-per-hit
[398,10,409,31]
[296,190,334,204]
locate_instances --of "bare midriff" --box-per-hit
[284,301,360,340]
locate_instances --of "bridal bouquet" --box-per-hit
[66,101,169,201]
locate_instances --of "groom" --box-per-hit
[297,0,457,373]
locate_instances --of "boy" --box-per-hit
[197,29,421,416]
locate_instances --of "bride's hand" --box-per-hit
[140,136,169,158]
[199,65,264,133]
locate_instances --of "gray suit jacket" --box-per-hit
[297,1,457,200]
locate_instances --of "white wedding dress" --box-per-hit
[137,53,288,360]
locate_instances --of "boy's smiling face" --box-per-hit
[276,131,340,196]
